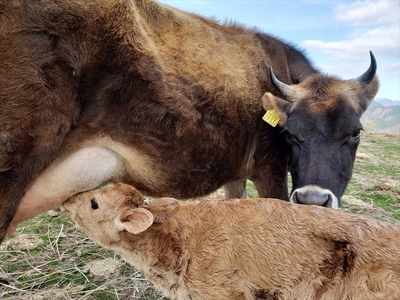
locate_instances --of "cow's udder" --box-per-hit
[8,146,126,232]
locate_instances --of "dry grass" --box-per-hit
[0,215,167,300]
[341,132,400,224]
[0,132,399,299]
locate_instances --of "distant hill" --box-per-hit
[375,98,400,107]
[362,98,400,135]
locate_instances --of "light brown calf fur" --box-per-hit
[63,183,400,300]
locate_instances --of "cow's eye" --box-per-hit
[281,128,292,142]
[351,129,361,139]
[282,128,303,144]
[90,198,99,210]
[286,133,294,143]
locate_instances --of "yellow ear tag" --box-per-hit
[262,109,280,127]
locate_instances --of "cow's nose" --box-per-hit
[291,189,329,206]
[290,185,339,208]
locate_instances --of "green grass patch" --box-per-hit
[246,181,258,198]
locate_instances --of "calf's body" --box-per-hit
[63,183,400,300]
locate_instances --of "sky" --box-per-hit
[158,0,400,101]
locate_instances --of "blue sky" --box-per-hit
[158,0,400,101]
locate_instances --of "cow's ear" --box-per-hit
[352,76,379,114]
[261,93,292,127]
[115,208,154,234]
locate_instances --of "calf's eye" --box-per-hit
[90,198,99,210]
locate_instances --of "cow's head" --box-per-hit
[262,52,379,208]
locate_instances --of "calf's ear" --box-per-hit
[261,93,292,127]
[115,208,154,234]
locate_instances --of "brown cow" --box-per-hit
[62,183,400,300]
[0,0,378,242]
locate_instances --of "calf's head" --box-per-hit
[62,183,154,244]
[262,52,379,208]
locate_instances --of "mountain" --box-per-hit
[374,98,400,107]
[362,99,400,135]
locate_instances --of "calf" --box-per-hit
[62,183,400,300]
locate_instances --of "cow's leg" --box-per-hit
[7,146,126,234]
[252,173,289,200]
[224,179,247,199]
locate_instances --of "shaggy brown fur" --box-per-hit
[63,183,400,300]
[0,0,377,241]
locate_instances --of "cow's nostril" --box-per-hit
[294,190,329,206]
[289,185,339,207]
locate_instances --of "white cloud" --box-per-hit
[383,62,400,75]
[301,1,399,61]
[300,0,399,99]
[301,25,399,59]
[335,0,399,26]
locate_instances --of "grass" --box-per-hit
[0,214,151,300]
[341,133,400,223]
[0,131,399,299]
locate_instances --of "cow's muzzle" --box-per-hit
[290,185,339,209]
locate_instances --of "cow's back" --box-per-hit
[43,0,286,198]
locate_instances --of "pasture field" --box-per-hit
[0,132,399,300]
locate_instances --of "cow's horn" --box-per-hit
[270,68,295,100]
[356,51,377,86]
